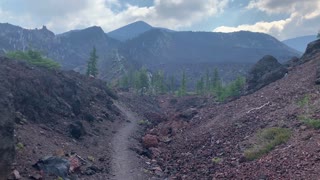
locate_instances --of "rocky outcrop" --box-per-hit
[301,39,320,62]
[246,55,287,93]
[0,70,15,179]
[298,39,320,85]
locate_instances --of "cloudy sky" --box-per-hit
[0,0,319,40]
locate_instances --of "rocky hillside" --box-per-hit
[0,57,125,179]
[140,39,320,179]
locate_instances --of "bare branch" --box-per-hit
[246,102,271,114]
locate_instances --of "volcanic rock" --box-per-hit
[142,134,159,148]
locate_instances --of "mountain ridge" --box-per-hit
[0,22,300,85]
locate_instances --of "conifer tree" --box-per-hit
[196,77,205,95]
[169,75,175,94]
[178,70,187,96]
[205,69,210,93]
[86,46,99,77]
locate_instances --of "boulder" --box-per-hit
[33,156,70,179]
[69,121,86,139]
[179,108,198,121]
[246,55,287,93]
[142,134,159,148]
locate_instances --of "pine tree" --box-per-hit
[169,75,175,94]
[212,68,222,93]
[120,74,129,89]
[205,69,210,94]
[86,46,99,77]
[196,77,205,95]
[318,30,320,39]
[152,70,167,94]
[133,68,149,95]
[178,70,187,96]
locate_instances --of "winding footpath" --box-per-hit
[110,102,148,180]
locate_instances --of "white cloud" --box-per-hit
[247,0,320,14]
[214,19,289,37]
[214,0,320,40]
[0,0,229,33]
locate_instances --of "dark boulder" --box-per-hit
[246,55,287,93]
[69,121,86,139]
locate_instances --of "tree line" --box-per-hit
[117,68,246,101]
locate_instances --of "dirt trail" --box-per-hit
[110,102,147,180]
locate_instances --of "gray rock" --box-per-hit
[33,156,70,179]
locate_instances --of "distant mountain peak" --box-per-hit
[283,35,317,53]
[107,21,153,41]
[130,21,152,26]
[84,26,105,33]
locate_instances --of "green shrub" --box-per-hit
[215,76,246,102]
[6,50,60,69]
[138,120,151,126]
[299,116,320,129]
[211,157,222,164]
[297,94,310,107]
[87,155,95,162]
[244,127,291,161]
[16,142,24,150]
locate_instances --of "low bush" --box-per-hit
[299,116,320,129]
[138,119,151,126]
[244,127,291,161]
[297,94,310,107]
[6,50,60,69]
